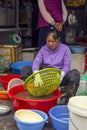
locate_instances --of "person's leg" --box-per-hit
[59,69,80,104]
[60,69,80,86]
[38,25,51,49]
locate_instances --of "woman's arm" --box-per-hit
[62,0,68,23]
[37,0,55,25]
[32,47,44,72]
[54,0,68,31]
[62,48,72,74]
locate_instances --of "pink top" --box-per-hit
[37,0,68,28]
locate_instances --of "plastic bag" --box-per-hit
[0,56,6,73]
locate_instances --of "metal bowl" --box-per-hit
[0,105,11,115]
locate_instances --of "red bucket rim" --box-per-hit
[0,74,20,82]
[8,85,61,102]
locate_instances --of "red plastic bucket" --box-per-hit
[0,74,20,90]
[8,85,61,113]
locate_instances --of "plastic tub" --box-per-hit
[49,105,69,130]
[0,74,20,90]
[68,96,87,130]
[8,85,61,113]
[14,109,48,130]
[69,45,87,54]
[10,61,33,74]
[81,73,87,81]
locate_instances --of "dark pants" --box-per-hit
[38,25,51,49]
[38,24,66,49]
[59,69,80,104]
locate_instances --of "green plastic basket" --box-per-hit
[24,68,61,97]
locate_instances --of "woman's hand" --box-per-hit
[54,23,63,32]
[34,72,43,87]
[60,71,65,81]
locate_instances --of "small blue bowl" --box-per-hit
[14,109,48,130]
[69,45,87,54]
[49,105,69,130]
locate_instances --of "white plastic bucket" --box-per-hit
[68,96,87,130]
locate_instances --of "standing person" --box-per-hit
[65,10,78,44]
[68,10,77,26]
[37,0,68,48]
[32,27,80,104]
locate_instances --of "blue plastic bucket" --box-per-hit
[10,61,33,74]
[49,105,69,130]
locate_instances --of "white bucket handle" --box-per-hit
[70,116,79,130]
[8,78,24,91]
[8,78,24,98]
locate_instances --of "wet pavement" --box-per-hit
[0,99,55,130]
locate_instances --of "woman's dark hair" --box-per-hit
[46,26,60,41]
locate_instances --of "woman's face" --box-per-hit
[46,34,59,50]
